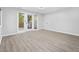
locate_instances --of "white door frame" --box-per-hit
[17,12,26,33]
[26,14,39,31]
[26,14,34,31]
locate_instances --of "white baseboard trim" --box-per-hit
[2,29,40,37]
[44,29,79,37]
[3,29,79,37]
[2,31,25,37]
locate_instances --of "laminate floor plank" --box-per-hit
[0,30,79,52]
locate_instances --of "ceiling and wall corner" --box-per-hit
[20,7,68,15]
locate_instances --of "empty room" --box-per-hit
[0,7,79,52]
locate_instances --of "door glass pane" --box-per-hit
[19,13,24,30]
[34,15,37,29]
[28,15,32,29]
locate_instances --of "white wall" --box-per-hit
[2,7,43,36]
[44,8,79,36]
[2,8,17,36]
[38,15,44,29]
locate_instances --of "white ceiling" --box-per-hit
[21,7,68,14]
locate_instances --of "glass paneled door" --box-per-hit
[18,14,38,32]
[18,13,25,32]
[25,14,38,31]
[27,15,32,29]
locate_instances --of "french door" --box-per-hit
[25,14,38,31]
[17,12,38,33]
[26,15,33,31]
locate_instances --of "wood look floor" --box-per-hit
[0,30,79,52]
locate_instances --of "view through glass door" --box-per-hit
[18,13,25,32]
[27,15,38,30]
[27,15,32,29]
